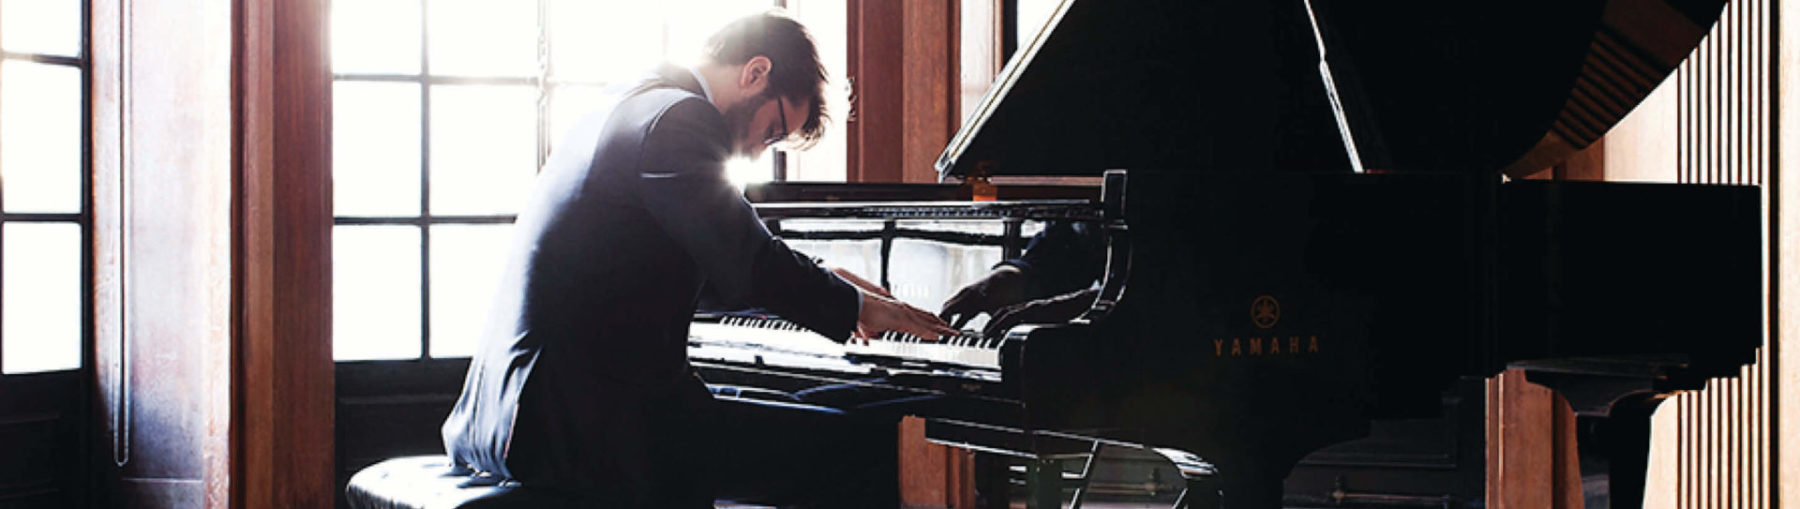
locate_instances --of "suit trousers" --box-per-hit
[506,367,899,508]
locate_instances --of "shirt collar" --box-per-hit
[687,66,715,103]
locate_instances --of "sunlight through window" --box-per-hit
[329,0,842,360]
[0,0,88,375]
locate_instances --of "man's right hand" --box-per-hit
[856,290,959,343]
[938,265,1028,329]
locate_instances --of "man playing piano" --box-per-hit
[440,11,955,507]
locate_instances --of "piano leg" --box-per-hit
[1204,450,1309,509]
[1216,474,1285,509]
[1174,477,1221,509]
[1575,395,1663,509]
[1026,457,1063,509]
[974,454,1010,509]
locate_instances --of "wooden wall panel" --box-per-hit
[1604,69,1681,182]
[1486,370,1581,509]
[1654,0,1774,506]
[0,376,86,508]
[89,0,236,507]
[1779,0,1799,504]
[332,359,469,508]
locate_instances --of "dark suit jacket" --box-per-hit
[440,65,860,481]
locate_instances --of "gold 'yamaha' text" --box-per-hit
[1212,335,1322,357]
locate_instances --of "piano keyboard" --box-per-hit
[688,315,1001,371]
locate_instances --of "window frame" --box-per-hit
[330,0,789,362]
[0,0,94,376]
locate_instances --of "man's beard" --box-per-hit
[722,96,766,160]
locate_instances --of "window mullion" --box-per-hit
[536,0,552,169]
[418,0,433,360]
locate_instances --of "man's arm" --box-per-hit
[634,98,950,341]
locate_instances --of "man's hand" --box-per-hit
[982,287,1099,338]
[856,290,959,344]
[938,266,1028,329]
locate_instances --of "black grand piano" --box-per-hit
[688,1,1758,507]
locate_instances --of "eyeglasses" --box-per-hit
[762,97,789,146]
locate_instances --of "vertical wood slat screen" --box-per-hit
[1655,0,1773,506]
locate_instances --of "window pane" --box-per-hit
[785,0,848,182]
[663,1,776,67]
[1,0,81,57]
[547,0,663,83]
[331,0,422,74]
[1,60,81,214]
[335,81,423,216]
[2,222,81,374]
[334,226,422,360]
[429,224,512,358]
[548,84,611,152]
[429,84,536,215]
[426,0,537,77]
[1015,0,1060,51]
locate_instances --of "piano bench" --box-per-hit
[346,456,571,509]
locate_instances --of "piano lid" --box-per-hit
[937,0,1726,180]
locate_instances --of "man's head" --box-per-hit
[698,11,828,159]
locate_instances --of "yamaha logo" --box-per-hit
[1213,294,1320,358]
[1251,295,1280,329]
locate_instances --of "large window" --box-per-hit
[331,0,848,361]
[0,0,89,374]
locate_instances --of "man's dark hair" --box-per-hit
[703,11,829,149]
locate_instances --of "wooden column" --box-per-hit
[1486,370,1582,509]
[847,0,959,184]
[232,0,334,507]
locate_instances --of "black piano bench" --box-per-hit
[346,456,572,509]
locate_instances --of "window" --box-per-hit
[331,0,849,361]
[1012,0,1060,53]
[0,0,90,374]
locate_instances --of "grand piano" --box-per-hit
[687,0,1757,507]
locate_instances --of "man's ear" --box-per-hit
[738,56,773,97]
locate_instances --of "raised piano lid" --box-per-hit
[936,0,1725,180]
